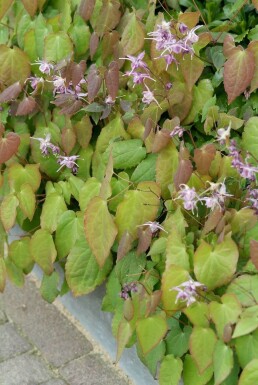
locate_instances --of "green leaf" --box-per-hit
[209,294,242,339]
[0,258,6,292]
[156,142,179,199]
[137,340,166,377]
[8,163,41,193]
[0,45,31,86]
[161,265,190,315]
[17,184,36,221]
[65,238,112,296]
[116,319,133,362]
[104,139,146,169]
[238,359,258,385]
[235,329,258,369]
[166,324,192,358]
[40,192,67,234]
[148,237,167,258]
[0,0,14,20]
[232,306,258,338]
[30,229,57,275]
[183,354,213,385]
[120,12,144,55]
[226,275,258,307]
[69,15,90,56]
[159,354,183,385]
[0,193,19,231]
[136,315,168,355]
[115,181,160,240]
[108,172,130,213]
[181,54,204,91]
[213,340,233,385]
[194,234,239,290]
[243,117,258,159]
[131,154,157,183]
[184,302,210,328]
[166,227,190,271]
[4,258,24,287]
[84,196,117,267]
[189,327,217,374]
[40,271,59,303]
[115,251,146,285]
[44,32,73,62]
[55,211,83,259]
[9,237,33,271]
[102,270,123,312]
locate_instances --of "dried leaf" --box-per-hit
[90,32,99,60]
[224,48,255,104]
[16,96,37,116]
[0,133,20,164]
[79,0,96,21]
[22,0,37,16]
[104,61,119,100]
[117,231,133,261]
[250,240,258,269]
[87,64,102,102]
[0,82,22,103]
[194,144,216,175]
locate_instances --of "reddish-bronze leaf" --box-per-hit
[152,130,170,153]
[247,41,258,93]
[136,227,152,255]
[178,11,200,28]
[16,96,37,116]
[117,231,133,261]
[61,128,76,155]
[174,145,193,190]
[224,48,255,104]
[104,61,119,100]
[252,0,258,10]
[194,144,216,175]
[0,0,14,20]
[22,0,37,16]
[223,34,238,58]
[250,240,258,269]
[0,133,20,164]
[87,64,102,102]
[102,31,119,60]
[202,208,223,236]
[90,32,99,60]
[143,118,155,141]
[79,0,96,21]
[70,61,86,87]
[0,82,22,103]
[146,291,162,317]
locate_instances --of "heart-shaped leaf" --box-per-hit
[0,133,20,164]
[136,315,168,355]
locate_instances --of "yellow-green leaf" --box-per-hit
[30,229,57,275]
[0,45,31,86]
[136,315,168,355]
[190,327,217,374]
[17,184,36,221]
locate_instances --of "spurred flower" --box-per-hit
[138,221,167,234]
[176,184,200,213]
[57,155,80,173]
[170,277,207,307]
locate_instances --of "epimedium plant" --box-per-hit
[1,0,258,384]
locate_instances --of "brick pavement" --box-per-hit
[0,278,132,385]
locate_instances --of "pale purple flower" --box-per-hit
[126,71,155,86]
[120,52,148,74]
[142,85,160,107]
[178,22,188,34]
[248,189,258,211]
[138,221,167,234]
[52,75,66,94]
[31,134,53,156]
[216,122,231,145]
[229,140,258,181]
[170,277,206,307]
[184,25,202,45]
[170,125,185,138]
[33,60,54,75]
[28,76,44,90]
[57,155,80,173]
[200,181,232,211]
[105,95,115,105]
[166,82,173,90]
[119,282,138,300]
[176,184,200,213]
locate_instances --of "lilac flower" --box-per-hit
[126,71,155,86]
[170,277,206,307]
[176,184,200,213]
[178,22,188,34]
[57,155,80,173]
[119,282,138,300]
[184,25,202,45]
[31,134,53,156]
[120,52,148,74]
[138,221,167,234]
[200,181,232,211]
[158,53,178,70]
[105,95,115,105]
[52,75,67,94]
[28,76,44,90]
[165,82,173,90]
[33,60,54,75]
[229,140,258,181]
[216,122,231,145]
[142,85,160,107]
[170,125,185,138]
[248,189,258,211]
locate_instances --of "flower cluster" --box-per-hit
[147,21,201,69]
[248,188,258,212]
[229,140,258,181]
[31,134,79,174]
[170,277,207,307]
[119,282,138,300]
[176,181,232,213]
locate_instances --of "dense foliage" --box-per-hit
[1,0,258,384]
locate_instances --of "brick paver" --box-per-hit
[0,277,132,385]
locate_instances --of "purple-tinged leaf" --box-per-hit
[0,133,20,164]
[79,0,96,21]
[202,208,223,236]
[66,61,86,87]
[250,240,258,269]
[16,96,37,116]
[102,31,119,60]
[224,48,255,104]
[0,82,22,103]
[104,61,119,100]
[87,64,102,102]
[223,34,238,58]
[90,32,99,60]
[22,0,37,16]
[152,130,171,154]
[174,145,193,191]
[117,231,133,261]
[136,227,152,255]
[194,143,216,175]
